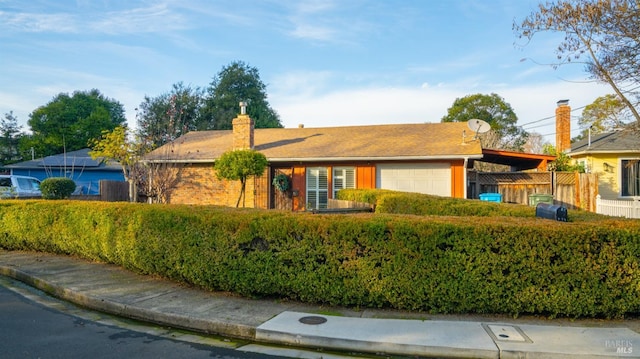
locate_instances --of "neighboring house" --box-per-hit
[3,148,125,195]
[568,129,640,199]
[144,112,484,211]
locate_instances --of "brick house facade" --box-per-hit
[144,108,485,210]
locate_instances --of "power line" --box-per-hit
[522,115,582,131]
[518,104,587,128]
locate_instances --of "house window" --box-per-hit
[333,167,355,198]
[306,167,328,209]
[577,159,589,173]
[621,159,640,197]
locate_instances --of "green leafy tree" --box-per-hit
[441,93,529,150]
[543,144,585,172]
[89,126,143,202]
[203,61,282,130]
[514,0,640,124]
[0,111,23,165]
[574,94,630,140]
[20,89,126,157]
[136,82,206,149]
[214,149,268,208]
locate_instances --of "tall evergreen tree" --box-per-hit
[0,111,23,165]
[202,61,282,130]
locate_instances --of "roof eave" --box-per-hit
[269,154,484,162]
[569,149,640,157]
[142,154,484,164]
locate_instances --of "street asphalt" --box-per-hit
[1,249,639,358]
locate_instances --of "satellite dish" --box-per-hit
[467,119,491,139]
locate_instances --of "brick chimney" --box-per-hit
[555,99,571,153]
[232,101,254,150]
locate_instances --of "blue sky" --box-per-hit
[0,0,611,144]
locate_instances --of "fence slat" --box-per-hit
[596,195,640,218]
[469,171,598,210]
[100,180,129,202]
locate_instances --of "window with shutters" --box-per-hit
[333,167,355,198]
[306,167,328,209]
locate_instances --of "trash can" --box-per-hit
[528,193,553,207]
[535,202,568,221]
[479,193,502,203]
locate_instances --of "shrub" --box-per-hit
[40,177,76,199]
[0,200,639,318]
[337,189,607,221]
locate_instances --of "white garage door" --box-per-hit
[376,163,451,196]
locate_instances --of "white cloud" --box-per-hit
[0,11,77,33]
[269,70,335,100]
[91,3,189,35]
[271,80,612,144]
[0,2,188,35]
[279,0,372,44]
[271,85,465,128]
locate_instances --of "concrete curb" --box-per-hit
[0,264,256,340]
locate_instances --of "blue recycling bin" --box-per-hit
[479,193,502,203]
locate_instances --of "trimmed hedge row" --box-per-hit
[1,199,639,318]
[336,189,605,221]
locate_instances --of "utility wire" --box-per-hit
[519,104,587,128]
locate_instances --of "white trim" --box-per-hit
[463,157,468,199]
[270,155,483,162]
[142,154,484,164]
[569,149,640,157]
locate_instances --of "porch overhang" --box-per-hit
[475,149,556,171]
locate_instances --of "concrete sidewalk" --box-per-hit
[1,249,639,358]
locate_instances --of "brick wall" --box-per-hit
[166,163,259,207]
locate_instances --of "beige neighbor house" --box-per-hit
[143,110,486,211]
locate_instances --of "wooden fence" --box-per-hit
[100,180,129,202]
[596,195,640,218]
[468,171,598,211]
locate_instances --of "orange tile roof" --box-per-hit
[144,122,483,162]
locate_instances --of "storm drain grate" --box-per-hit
[298,316,328,325]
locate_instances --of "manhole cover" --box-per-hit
[299,316,327,325]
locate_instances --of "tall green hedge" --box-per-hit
[1,199,639,318]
